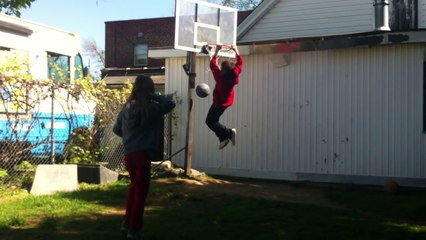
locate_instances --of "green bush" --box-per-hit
[7,215,26,227]
[8,161,35,191]
[0,168,8,182]
[13,161,34,171]
[63,127,100,164]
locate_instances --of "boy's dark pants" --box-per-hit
[206,104,232,142]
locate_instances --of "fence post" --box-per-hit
[50,85,55,163]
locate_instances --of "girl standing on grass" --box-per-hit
[206,44,244,149]
[113,75,176,240]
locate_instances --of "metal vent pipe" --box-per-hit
[374,0,391,31]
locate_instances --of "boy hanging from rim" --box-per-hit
[205,44,244,149]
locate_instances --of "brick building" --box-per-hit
[102,11,252,88]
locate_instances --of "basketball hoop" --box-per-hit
[200,44,236,58]
[174,0,238,57]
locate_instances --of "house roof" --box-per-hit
[0,19,33,36]
[102,75,164,85]
[235,0,426,53]
[237,0,279,40]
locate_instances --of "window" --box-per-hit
[0,85,28,114]
[0,49,28,114]
[48,52,70,83]
[74,53,85,80]
[134,44,148,66]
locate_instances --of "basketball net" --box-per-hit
[201,44,236,58]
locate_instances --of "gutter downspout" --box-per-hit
[374,0,391,31]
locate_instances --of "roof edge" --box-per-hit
[242,30,426,54]
[237,0,280,40]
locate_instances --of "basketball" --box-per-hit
[383,180,399,194]
[196,83,210,98]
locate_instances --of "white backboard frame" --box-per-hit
[175,0,238,57]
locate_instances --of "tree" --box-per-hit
[82,38,105,80]
[208,0,261,10]
[0,0,35,17]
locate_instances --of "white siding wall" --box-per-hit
[0,13,81,80]
[419,0,426,28]
[239,0,375,43]
[166,44,426,185]
[166,45,426,185]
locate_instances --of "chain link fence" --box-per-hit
[98,112,173,171]
[0,110,173,183]
[0,77,174,185]
[0,52,178,185]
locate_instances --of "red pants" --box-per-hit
[123,151,151,231]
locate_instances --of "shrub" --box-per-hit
[0,168,8,183]
[13,160,33,171]
[62,127,99,164]
[9,161,35,191]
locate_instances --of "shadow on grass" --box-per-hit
[324,187,426,222]
[58,180,129,207]
[144,194,426,240]
[1,194,426,240]
[1,179,426,240]
[0,213,124,240]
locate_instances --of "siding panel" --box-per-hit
[418,0,426,28]
[240,0,374,43]
[167,44,426,185]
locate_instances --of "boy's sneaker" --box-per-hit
[231,128,237,146]
[219,139,230,149]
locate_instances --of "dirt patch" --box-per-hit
[152,176,346,209]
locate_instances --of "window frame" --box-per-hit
[134,44,148,67]
[74,53,85,80]
[47,52,71,83]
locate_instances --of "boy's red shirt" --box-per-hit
[210,55,244,108]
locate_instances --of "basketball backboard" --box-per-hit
[175,0,238,57]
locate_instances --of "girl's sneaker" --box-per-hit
[120,222,128,240]
[127,231,144,240]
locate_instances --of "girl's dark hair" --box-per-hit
[126,75,155,121]
[220,60,237,79]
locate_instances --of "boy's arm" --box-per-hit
[213,44,222,57]
[231,45,240,57]
[231,45,243,75]
[209,45,222,80]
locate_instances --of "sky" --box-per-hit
[21,0,177,50]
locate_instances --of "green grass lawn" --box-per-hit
[0,177,425,240]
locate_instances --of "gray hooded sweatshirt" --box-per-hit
[113,94,176,158]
